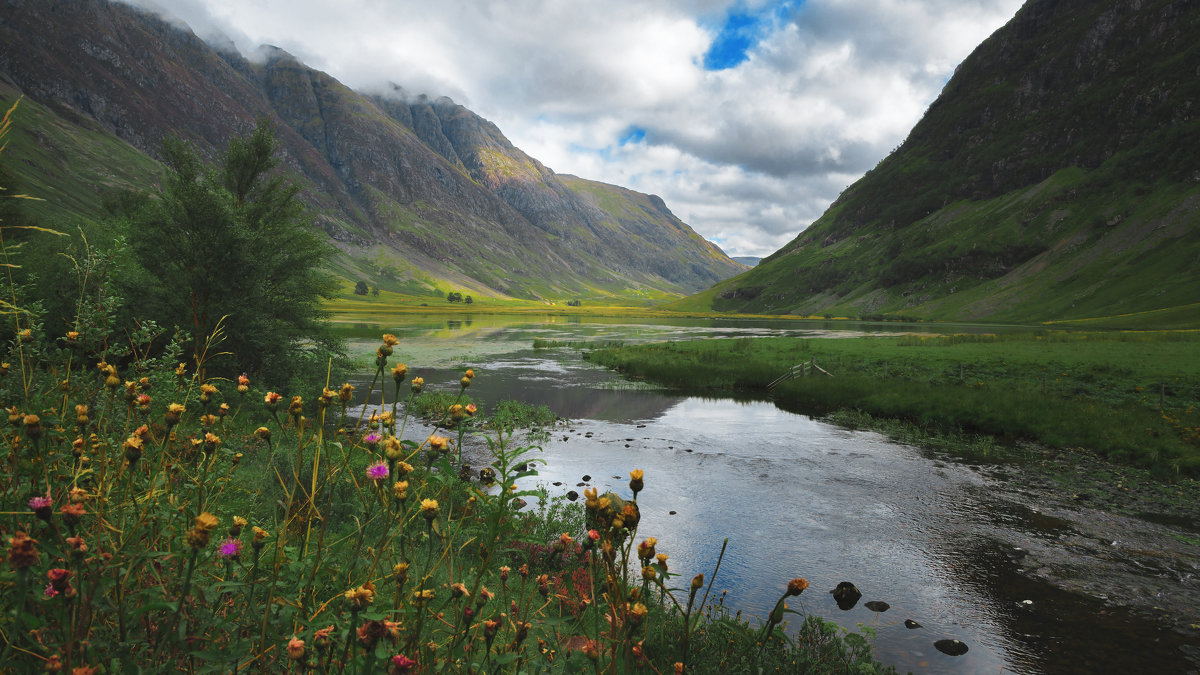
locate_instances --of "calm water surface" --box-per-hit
[344,313,1195,674]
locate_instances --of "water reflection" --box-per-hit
[344,313,1193,675]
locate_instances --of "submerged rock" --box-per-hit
[864,601,890,613]
[904,619,922,629]
[934,639,969,656]
[831,582,862,610]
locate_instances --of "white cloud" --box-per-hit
[121,0,1024,257]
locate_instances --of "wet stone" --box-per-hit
[904,619,921,629]
[864,601,890,613]
[934,639,969,656]
[831,582,861,610]
[566,491,579,501]
[582,475,591,481]
[669,510,677,515]
[576,482,587,487]
[552,482,563,486]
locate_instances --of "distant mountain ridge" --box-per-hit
[691,0,1200,323]
[0,0,745,301]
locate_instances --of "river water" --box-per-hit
[338,313,1199,674]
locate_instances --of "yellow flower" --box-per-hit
[420,498,438,520]
[344,582,376,608]
[428,435,449,453]
[382,334,400,347]
[628,602,648,624]
[411,377,424,393]
[194,512,219,532]
[252,526,270,542]
[392,481,409,500]
[392,363,408,381]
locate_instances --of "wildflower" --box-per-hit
[420,498,439,522]
[410,377,424,394]
[412,588,435,603]
[637,537,657,561]
[218,539,241,558]
[560,532,574,547]
[255,426,271,441]
[786,577,810,596]
[7,531,39,569]
[204,432,221,451]
[230,516,247,537]
[628,602,649,624]
[313,625,335,648]
[389,654,417,674]
[0,362,7,375]
[628,468,644,496]
[622,502,640,529]
[29,496,53,521]
[465,403,477,416]
[65,536,87,555]
[691,573,704,591]
[642,566,656,582]
[338,382,355,403]
[75,404,89,426]
[460,375,471,388]
[59,503,86,525]
[537,574,550,597]
[23,414,43,441]
[584,487,599,509]
[319,387,336,407]
[392,480,409,501]
[174,362,186,379]
[656,552,669,570]
[264,391,282,411]
[450,582,469,599]
[218,402,230,417]
[164,402,185,426]
[45,655,63,672]
[287,396,304,420]
[18,328,32,343]
[499,566,510,584]
[345,582,376,609]
[237,373,250,394]
[358,619,388,648]
[393,562,409,585]
[252,526,269,551]
[367,461,389,481]
[383,436,404,461]
[476,585,494,606]
[428,435,449,453]
[391,363,408,383]
[287,636,305,660]
[136,394,152,412]
[186,512,219,549]
[199,383,218,404]
[363,432,382,449]
[449,404,464,420]
[483,618,500,643]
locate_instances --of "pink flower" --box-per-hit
[363,432,382,447]
[367,461,389,481]
[218,538,242,558]
[44,583,59,598]
[28,496,52,520]
[390,653,417,673]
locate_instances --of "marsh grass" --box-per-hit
[586,332,1200,474]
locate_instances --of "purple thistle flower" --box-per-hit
[28,496,52,510]
[363,432,382,447]
[367,461,389,481]
[218,538,241,558]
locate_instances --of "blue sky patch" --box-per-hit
[620,126,647,145]
[702,1,797,71]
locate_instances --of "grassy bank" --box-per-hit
[0,324,895,673]
[585,331,1200,474]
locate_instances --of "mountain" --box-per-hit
[691,0,1200,324]
[731,257,761,267]
[0,0,744,302]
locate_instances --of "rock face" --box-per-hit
[0,0,744,299]
[705,0,1200,322]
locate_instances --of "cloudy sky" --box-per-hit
[128,0,1024,258]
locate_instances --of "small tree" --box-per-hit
[354,280,369,295]
[127,119,340,383]
[464,295,473,304]
[446,291,463,303]
[371,285,380,297]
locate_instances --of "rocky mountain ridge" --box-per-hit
[0,0,744,301]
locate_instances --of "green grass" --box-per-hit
[585,331,1200,474]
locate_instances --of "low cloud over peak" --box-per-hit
[119,0,1022,257]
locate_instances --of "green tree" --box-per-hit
[127,120,340,384]
[354,280,368,295]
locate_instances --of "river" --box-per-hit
[337,312,1199,674]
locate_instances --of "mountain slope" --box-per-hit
[698,0,1200,323]
[0,0,744,301]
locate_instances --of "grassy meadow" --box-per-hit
[586,331,1200,475]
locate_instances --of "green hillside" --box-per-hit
[697,0,1200,324]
